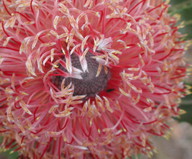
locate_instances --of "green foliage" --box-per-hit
[0,149,19,159]
[178,93,192,124]
[170,0,192,40]
[170,0,192,124]
[0,136,19,159]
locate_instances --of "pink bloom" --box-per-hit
[0,0,187,159]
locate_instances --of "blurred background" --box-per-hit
[0,0,192,158]
[142,0,192,158]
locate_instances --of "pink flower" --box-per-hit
[0,0,187,159]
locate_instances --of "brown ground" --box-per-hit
[141,121,192,159]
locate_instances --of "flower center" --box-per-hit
[55,52,111,98]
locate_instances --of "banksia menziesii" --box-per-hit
[0,0,187,158]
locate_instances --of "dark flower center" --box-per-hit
[55,52,111,98]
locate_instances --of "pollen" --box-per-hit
[0,0,188,158]
[54,52,111,98]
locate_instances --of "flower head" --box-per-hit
[0,0,187,158]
